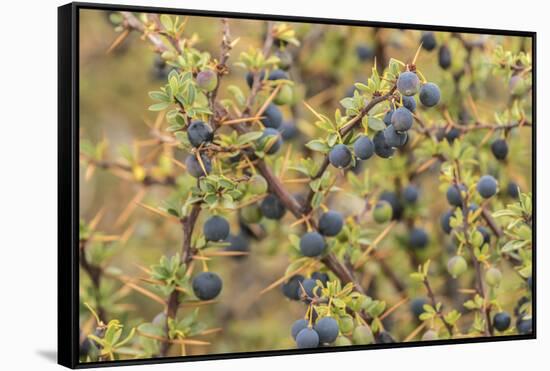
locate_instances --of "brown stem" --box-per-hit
[454,161,492,336]
[255,161,303,218]
[120,12,169,53]
[321,255,365,295]
[79,240,107,321]
[422,276,454,336]
[241,21,275,117]
[373,28,388,72]
[209,18,232,129]
[481,208,504,238]
[149,14,182,54]
[160,203,201,357]
[373,252,407,295]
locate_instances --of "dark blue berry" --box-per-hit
[517,317,532,335]
[318,211,344,237]
[391,107,413,131]
[291,319,308,339]
[436,127,462,143]
[246,69,288,88]
[446,183,467,207]
[297,278,320,298]
[329,144,353,168]
[477,175,498,198]
[514,297,530,317]
[384,125,408,147]
[282,274,304,300]
[192,272,223,300]
[224,233,249,258]
[438,45,451,70]
[373,131,396,158]
[491,139,509,160]
[203,215,230,241]
[410,297,428,319]
[279,121,299,140]
[444,127,461,143]
[477,226,491,245]
[260,194,286,219]
[311,271,330,286]
[260,127,283,154]
[383,109,394,126]
[187,121,214,147]
[402,185,419,204]
[79,331,91,356]
[507,181,520,199]
[356,45,374,62]
[353,135,375,160]
[441,209,454,234]
[380,191,403,220]
[420,32,437,51]
[419,83,441,107]
[409,228,429,249]
[314,317,339,343]
[296,328,320,348]
[397,71,420,96]
[300,232,326,257]
[402,96,417,112]
[261,103,283,129]
[185,154,212,178]
[493,312,511,332]
[267,69,289,81]
[376,331,396,343]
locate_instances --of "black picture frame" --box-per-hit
[58,2,537,369]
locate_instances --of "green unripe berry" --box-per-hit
[196,69,218,92]
[273,84,294,105]
[485,267,502,287]
[352,325,374,345]
[509,75,530,96]
[373,200,393,224]
[152,312,167,326]
[334,336,352,346]
[422,329,439,341]
[447,255,468,278]
[241,204,262,224]
[338,315,354,335]
[248,174,268,195]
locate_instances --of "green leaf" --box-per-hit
[419,312,434,321]
[169,76,179,95]
[148,102,171,111]
[311,192,323,209]
[149,91,170,102]
[367,116,385,131]
[160,15,173,31]
[237,131,263,146]
[305,139,330,153]
[409,272,425,282]
[138,323,165,338]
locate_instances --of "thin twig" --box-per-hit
[161,204,202,356]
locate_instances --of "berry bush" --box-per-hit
[77,10,533,362]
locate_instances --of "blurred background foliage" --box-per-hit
[78,9,532,359]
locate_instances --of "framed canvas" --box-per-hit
[58,2,536,368]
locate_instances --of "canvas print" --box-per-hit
[77,7,534,364]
